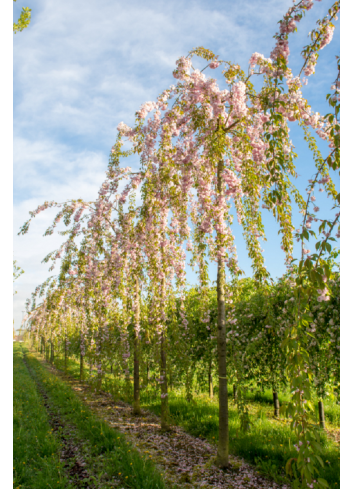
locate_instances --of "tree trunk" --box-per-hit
[49,339,54,364]
[64,336,68,373]
[209,360,214,399]
[160,255,169,430]
[216,158,229,468]
[146,362,149,386]
[133,278,141,415]
[160,330,169,430]
[185,363,192,401]
[80,353,84,381]
[318,400,325,429]
[273,391,280,418]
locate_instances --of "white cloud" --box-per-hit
[13,0,340,329]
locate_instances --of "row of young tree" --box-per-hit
[29,272,340,424]
[20,1,340,487]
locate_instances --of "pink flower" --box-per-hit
[209,61,220,69]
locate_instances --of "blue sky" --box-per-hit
[13,0,340,329]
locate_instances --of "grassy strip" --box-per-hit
[51,354,340,427]
[13,343,73,489]
[239,389,340,427]
[50,353,340,488]
[26,349,173,489]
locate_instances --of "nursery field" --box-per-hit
[15,2,340,489]
[14,342,340,488]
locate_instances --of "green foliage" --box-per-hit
[13,259,24,297]
[13,0,31,34]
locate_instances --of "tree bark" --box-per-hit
[318,400,325,429]
[273,391,280,418]
[216,158,229,468]
[133,278,141,415]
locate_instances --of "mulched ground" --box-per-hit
[40,357,291,489]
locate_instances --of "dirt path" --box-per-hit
[37,355,290,489]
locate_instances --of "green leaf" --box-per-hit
[315,455,325,468]
[317,478,329,488]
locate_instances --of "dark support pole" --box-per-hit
[273,391,280,418]
[80,353,84,381]
[64,336,67,373]
[209,361,213,400]
[318,400,325,429]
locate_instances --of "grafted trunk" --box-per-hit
[273,391,280,418]
[133,279,141,415]
[216,158,229,468]
[209,360,214,399]
[318,400,325,429]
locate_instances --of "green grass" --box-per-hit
[237,387,340,426]
[48,351,340,488]
[19,347,174,489]
[139,389,340,487]
[13,343,73,489]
